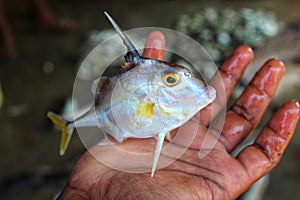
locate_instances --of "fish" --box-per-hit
[47,11,216,177]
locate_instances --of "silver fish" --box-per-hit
[47,12,216,177]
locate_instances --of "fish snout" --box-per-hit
[190,77,216,103]
[194,84,216,108]
[205,85,216,101]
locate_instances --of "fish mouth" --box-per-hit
[205,85,216,101]
[190,77,216,100]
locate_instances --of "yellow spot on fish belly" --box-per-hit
[135,100,154,118]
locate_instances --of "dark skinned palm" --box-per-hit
[58,31,299,200]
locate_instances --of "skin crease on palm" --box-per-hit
[58,31,300,200]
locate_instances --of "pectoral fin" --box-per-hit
[166,132,172,142]
[91,76,108,95]
[151,132,166,177]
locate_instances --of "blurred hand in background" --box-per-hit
[0,0,76,59]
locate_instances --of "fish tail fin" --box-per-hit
[47,111,74,156]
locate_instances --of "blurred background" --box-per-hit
[0,0,299,199]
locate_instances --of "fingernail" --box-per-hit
[295,100,300,108]
[152,39,162,50]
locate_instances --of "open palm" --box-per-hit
[58,32,299,200]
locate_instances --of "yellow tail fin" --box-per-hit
[47,111,74,156]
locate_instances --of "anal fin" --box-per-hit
[151,132,166,177]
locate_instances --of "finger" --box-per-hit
[142,31,165,60]
[236,101,299,186]
[58,149,116,199]
[219,59,286,152]
[199,45,254,126]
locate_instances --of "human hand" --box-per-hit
[58,31,300,200]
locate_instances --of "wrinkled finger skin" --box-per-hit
[220,59,286,152]
[254,101,299,163]
[199,45,254,126]
[58,31,300,200]
[235,101,299,199]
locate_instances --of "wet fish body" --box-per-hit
[96,59,214,140]
[47,12,216,177]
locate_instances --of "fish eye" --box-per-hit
[162,72,180,87]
